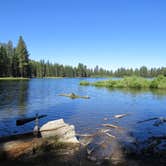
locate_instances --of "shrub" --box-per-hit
[150,80,158,88]
[79,81,90,86]
[80,76,166,89]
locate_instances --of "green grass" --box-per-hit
[0,77,30,81]
[80,75,166,89]
[43,77,63,79]
[79,81,90,86]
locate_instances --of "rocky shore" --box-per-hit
[1,118,166,166]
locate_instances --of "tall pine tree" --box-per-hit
[0,46,8,76]
[16,36,30,77]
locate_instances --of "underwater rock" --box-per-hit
[81,127,126,164]
[86,132,125,164]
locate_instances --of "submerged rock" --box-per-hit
[40,119,79,143]
[86,132,125,164]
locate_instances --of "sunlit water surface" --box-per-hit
[0,78,166,142]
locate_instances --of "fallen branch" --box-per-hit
[76,133,94,137]
[105,133,116,139]
[137,117,158,124]
[102,124,122,129]
[114,114,128,119]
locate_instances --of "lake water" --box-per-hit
[0,78,166,143]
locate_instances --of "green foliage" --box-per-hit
[79,81,90,86]
[150,75,166,89]
[92,81,108,87]
[16,36,30,77]
[80,76,166,89]
[0,46,8,76]
[150,79,158,88]
[90,77,150,89]
[119,76,150,88]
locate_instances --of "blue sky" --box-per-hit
[0,0,166,70]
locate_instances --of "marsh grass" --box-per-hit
[80,75,166,89]
[79,81,90,86]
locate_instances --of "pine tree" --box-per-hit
[16,36,30,77]
[12,48,20,77]
[0,46,8,76]
[6,40,14,76]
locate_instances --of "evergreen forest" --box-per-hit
[0,36,166,78]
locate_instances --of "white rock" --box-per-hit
[39,119,79,143]
[40,119,65,131]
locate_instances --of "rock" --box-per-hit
[40,119,65,130]
[40,119,79,143]
[86,132,125,164]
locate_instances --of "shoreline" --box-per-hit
[0,76,109,80]
[0,77,30,81]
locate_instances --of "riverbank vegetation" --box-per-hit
[0,77,29,81]
[1,37,166,78]
[80,75,166,89]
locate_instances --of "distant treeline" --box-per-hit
[0,36,166,78]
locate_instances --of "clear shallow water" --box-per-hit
[0,78,166,142]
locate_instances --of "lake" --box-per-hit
[0,78,166,143]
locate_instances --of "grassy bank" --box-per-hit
[80,75,166,89]
[42,77,63,79]
[0,77,30,81]
[79,81,90,86]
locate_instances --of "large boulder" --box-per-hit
[40,119,79,143]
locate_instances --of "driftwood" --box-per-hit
[102,124,122,129]
[76,133,94,137]
[105,133,116,139]
[137,117,166,127]
[16,114,47,126]
[137,117,160,124]
[0,132,34,143]
[59,93,90,99]
[114,114,128,119]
